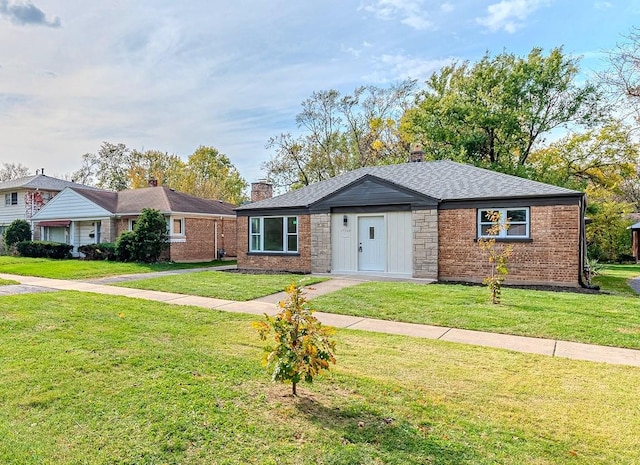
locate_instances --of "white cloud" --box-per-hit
[440,2,454,13]
[367,53,457,82]
[476,0,551,33]
[363,0,433,30]
[594,1,612,9]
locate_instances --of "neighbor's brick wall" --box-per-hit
[221,217,237,257]
[412,209,438,279]
[311,213,331,273]
[170,217,216,262]
[101,219,116,243]
[438,205,580,286]
[237,215,312,273]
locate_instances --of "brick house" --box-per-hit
[235,159,589,287]
[31,186,236,262]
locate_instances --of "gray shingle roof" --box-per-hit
[237,160,581,210]
[0,174,99,192]
[72,186,236,216]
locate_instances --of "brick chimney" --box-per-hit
[409,144,424,163]
[251,179,273,202]
[148,177,158,187]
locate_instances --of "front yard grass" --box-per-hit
[0,256,234,280]
[312,281,640,349]
[593,264,640,296]
[0,277,18,285]
[1,291,639,464]
[113,271,328,301]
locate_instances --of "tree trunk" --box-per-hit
[292,382,297,396]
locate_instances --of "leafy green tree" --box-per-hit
[264,81,416,190]
[131,208,169,263]
[253,283,336,396]
[586,187,634,262]
[402,47,603,173]
[73,142,132,191]
[3,219,31,248]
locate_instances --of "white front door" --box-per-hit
[358,216,385,272]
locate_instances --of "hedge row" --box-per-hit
[16,241,73,259]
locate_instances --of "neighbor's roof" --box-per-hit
[0,174,99,192]
[72,186,235,216]
[631,222,640,230]
[237,160,581,210]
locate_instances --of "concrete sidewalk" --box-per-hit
[2,272,640,368]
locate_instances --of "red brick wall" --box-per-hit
[438,205,581,286]
[115,215,237,262]
[236,215,311,273]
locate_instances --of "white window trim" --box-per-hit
[128,219,137,231]
[171,217,185,236]
[477,207,530,239]
[249,216,299,253]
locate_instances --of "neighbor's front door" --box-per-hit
[358,216,385,272]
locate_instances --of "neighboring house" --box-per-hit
[236,159,588,287]
[31,186,237,262]
[0,172,98,239]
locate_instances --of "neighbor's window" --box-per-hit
[249,216,298,253]
[129,219,137,231]
[4,192,17,206]
[478,208,529,239]
[172,218,184,235]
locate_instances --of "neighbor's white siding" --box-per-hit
[32,189,111,220]
[0,189,26,226]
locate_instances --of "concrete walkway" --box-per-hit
[630,277,640,295]
[2,272,640,368]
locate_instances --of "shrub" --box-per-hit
[3,219,31,248]
[115,232,136,262]
[16,241,72,259]
[253,283,336,396]
[78,243,117,261]
[132,208,169,263]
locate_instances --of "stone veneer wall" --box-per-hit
[236,215,312,273]
[310,213,331,273]
[438,204,580,286]
[412,209,438,279]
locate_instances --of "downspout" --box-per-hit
[214,220,218,261]
[578,193,599,290]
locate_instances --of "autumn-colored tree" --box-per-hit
[478,211,514,304]
[253,283,336,396]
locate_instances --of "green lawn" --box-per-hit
[0,256,234,280]
[0,277,18,285]
[114,271,328,301]
[593,264,640,296]
[1,291,638,464]
[312,281,640,349]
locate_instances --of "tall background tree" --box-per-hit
[264,81,416,190]
[73,142,247,204]
[0,163,30,181]
[401,47,604,174]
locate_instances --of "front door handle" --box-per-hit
[359,243,362,252]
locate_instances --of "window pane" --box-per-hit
[264,218,284,251]
[480,210,499,223]
[173,219,182,234]
[287,217,297,234]
[481,224,496,236]
[369,227,375,239]
[250,217,260,234]
[251,235,260,251]
[507,209,527,222]
[287,235,298,252]
[507,224,527,236]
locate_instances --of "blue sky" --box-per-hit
[0,0,639,185]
